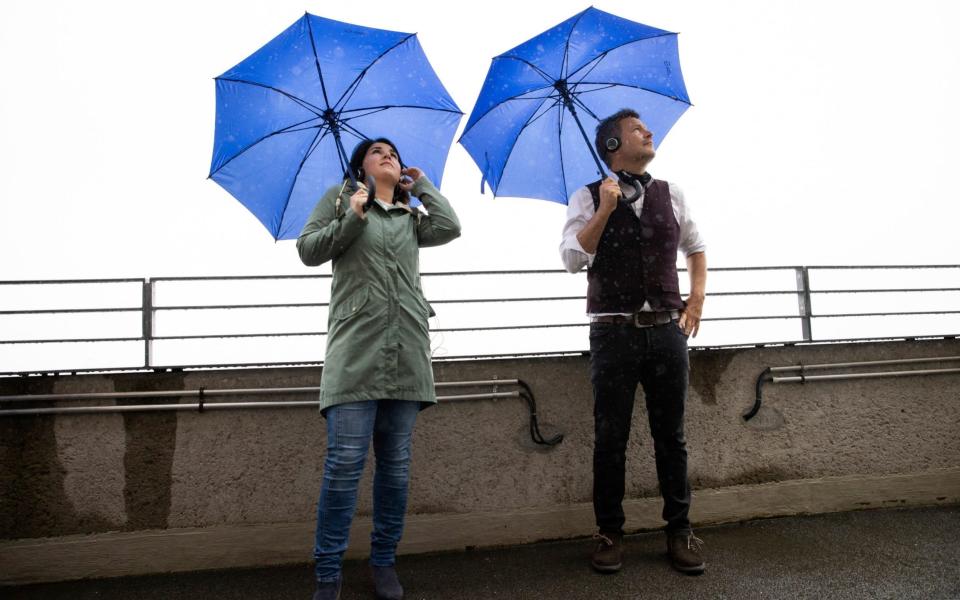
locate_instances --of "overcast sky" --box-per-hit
[2,0,958,282]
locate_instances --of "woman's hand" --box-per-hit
[399,167,423,192]
[349,184,369,218]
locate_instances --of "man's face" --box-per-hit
[615,117,655,164]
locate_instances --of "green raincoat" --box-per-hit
[297,177,461,413]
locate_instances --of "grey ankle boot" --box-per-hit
[371,565,404,600]
[312,577,341,600]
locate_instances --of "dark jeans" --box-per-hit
[313,400,420,582]
[589,319,691,534]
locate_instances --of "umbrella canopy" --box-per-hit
[459,7,691,204]
[209,13,462,240]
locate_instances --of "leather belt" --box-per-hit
[591,310,679,327]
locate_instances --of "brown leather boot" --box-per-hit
[667,530,705,575]
[590,531,623,573]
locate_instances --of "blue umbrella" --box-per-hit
[209,13,462,240]
[459,6,691,204]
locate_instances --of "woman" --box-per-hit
[297,138,461,600]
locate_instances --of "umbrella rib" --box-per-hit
[494,55,555,86]
[490,96,561,197]
[463,32,684,140]
[305,15,334,110]
[275,128,324,239]
[208,115,322,178]
[340,104,463,116]
[569,92,602,121]
[313,126,350,175]
[560,7,591,80]
[216,77,326,115]
[568,51,607,90]
[524,96,563,129]
[333,34,416,112]
[341,106,390,120]
[459,82,555,140]
[337,120,370,143]
[574,81,693,105]
[565,31,679,81]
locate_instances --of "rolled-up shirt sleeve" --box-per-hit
[559,186,595,273]
[670,182,706,257]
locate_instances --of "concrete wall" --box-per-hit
[2,338,959,583]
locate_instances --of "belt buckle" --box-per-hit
[632,312,646,328]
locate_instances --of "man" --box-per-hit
[560,109,707,575]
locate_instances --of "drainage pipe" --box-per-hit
[745,356,960,421]
[0,379,563,446]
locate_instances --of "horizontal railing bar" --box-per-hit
[152,332,323,340]
[3,286,956,316]
[8,308,958,344]
[0,307,141,316]
[0,315,803,344]
[3,266,954,287]
[429,296,583,304]
[151,274,330,282]
[813,310,960,318]
[154,303,329,311]
[806,264,960,270]
[0,337,143,345]
[0,278,144,285]
[813,287,960,294]
[4,333,958,377]
[419,266,805,277]
[429,316,802,333]
[416,269,566,276]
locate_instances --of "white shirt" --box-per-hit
[559,175,706,315]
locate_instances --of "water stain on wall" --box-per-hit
[689,350,739,405]
[115,373,185,531]
[0,377,112,539]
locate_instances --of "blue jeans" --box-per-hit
[313,400,420,583]
[589,320,692,534]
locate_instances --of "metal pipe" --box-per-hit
[0,377,563,447]
[0,391,523,417]
[772,368,960,384]
[0,380,521,404]
[769,356,960,373]
[745,358,960,421]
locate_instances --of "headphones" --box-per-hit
[605,136,621,153]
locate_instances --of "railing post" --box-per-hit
[795,266,813,342]
[143,278,153,368]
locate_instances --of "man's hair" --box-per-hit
[594,108,640,168]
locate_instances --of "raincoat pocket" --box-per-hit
[332,286,370,322]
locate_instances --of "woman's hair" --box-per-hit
[346,137,410,205]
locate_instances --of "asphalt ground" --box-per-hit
[5,505,959,600]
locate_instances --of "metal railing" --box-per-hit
[1,265,958,376]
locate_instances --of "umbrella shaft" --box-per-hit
[564,100,607,179]
[554,80,606,178]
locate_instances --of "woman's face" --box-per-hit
[361,142,401,186]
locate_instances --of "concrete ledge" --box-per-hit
[3,467,958,585]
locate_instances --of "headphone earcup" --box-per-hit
[605,137,620,152]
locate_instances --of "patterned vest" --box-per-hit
[586,178,684,313]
